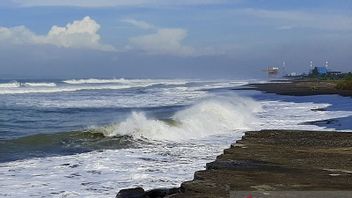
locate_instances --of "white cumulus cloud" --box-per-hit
[0,16,115,51]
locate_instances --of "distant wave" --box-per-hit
[0,79,246,95]
[0,81,21,88]
[0,81,181,95]
[63,78,129,84]
[0,81,56,89]
[0,84,132,95]
[63,78,188,86]
[23,82,57,87]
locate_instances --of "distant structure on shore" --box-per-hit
[279,60,343,79]
[263,62,289,78]
[264,66,279,75]
[264,60,342,79]
[309,60,341,76]
[263,62,285,78]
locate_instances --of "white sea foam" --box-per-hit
[254,100,352,131]
[0,134,240,198]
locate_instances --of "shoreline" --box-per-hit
[116,82,352,198]
[116,130,352,198]
[236,79,352,97]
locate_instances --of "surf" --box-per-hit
[102,95,261,141]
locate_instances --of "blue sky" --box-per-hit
[0,0,351,79]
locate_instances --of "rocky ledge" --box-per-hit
[117,130,352,198]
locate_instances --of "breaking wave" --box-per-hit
[101,96,261,141]
[0,95,260,162]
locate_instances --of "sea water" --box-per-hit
[0,78,351,197]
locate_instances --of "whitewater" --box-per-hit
[0,78,352,197]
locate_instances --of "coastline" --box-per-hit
[237,80,352,97]
[117,130,352,198]
[116,81,352,198]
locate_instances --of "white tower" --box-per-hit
[282,61,286,75]
[310,61,313,70]
[325,60,329,68]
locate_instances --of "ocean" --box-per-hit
[0,78,352,197]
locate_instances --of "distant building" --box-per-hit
[309,60,342,76]
[314,66,328,75]
[327,71,342,75]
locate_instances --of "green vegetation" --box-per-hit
[307,71,350,81]
[304,71,352,90]
[336,73,352,90]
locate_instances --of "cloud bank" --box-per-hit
[0,16,115,51]
[240,8,352,31]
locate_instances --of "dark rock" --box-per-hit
[119,130,352,198]
[171,130,352,197]
[116,187,145,198]
[116,187,180,198]
[206,159,285,171]
[145,188,180,198]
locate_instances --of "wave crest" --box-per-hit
[102,96,261,141]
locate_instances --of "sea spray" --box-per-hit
[103,96,262,140]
